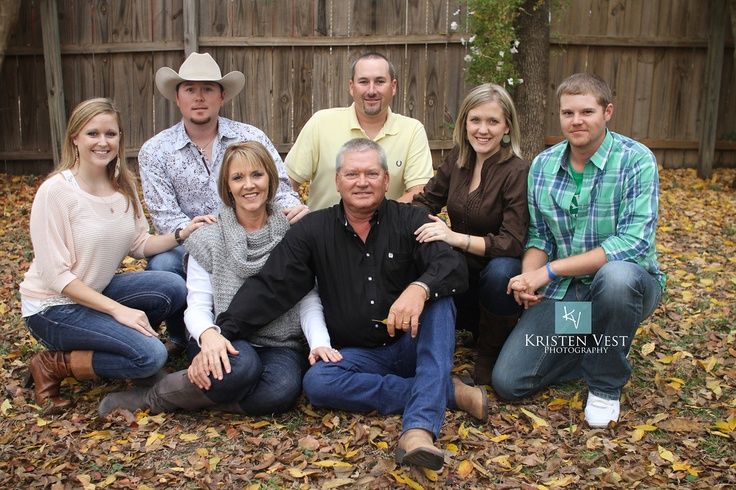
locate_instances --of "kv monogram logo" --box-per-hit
[554,301,592,334]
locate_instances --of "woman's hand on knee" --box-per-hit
[199,328,239,380]
[309,346,342,365]
[188,353,212,389]
[110,304,159,337]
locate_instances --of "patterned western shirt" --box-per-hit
[138,116,301,233]
[526,130,665,299]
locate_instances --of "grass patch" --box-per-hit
[699,434,733,460]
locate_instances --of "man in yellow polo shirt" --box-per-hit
[285,52,434,210]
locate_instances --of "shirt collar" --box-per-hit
[589,129,613,170]
[336,198,386,229]
[172,116,229,151]
[555,129,613,172]
[348,103,396,136]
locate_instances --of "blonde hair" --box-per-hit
[218,141,279,208]
[556,73,612,109]
[453,83,522,168]
[55,98,140,218]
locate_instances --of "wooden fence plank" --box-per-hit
[403,45,426,122]
[424,44,443,141]
[293,0,316,37]
[330,0,352,36]
[0,56,21,150]
[292,47,314,134]
[152,0,184,43]
[40,0,65,166]
[698,0,726,178]
[333,47,352,108]
[153,51,184,135]
[631,48,655,140]
[272,47,293,145]
[183,0,198,55]
[199,0,231,38]
[385,45,406,115]
[311,46,332,111]
[374,0,406,36]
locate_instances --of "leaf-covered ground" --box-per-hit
[1,169,734,489]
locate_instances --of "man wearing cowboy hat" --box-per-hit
[139,52,307,283]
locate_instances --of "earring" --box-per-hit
[73,145,80,165]
[501,134,511,146]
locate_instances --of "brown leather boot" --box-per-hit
[98,371,215,417]
[395,428,444,470]
[453,376,489,421]
[28,350,96,413]
[473,309,519,386]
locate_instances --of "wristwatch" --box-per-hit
[174,227,184,245]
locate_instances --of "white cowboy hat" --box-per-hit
[155,52,245,103]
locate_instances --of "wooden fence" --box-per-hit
[1,0,734,174]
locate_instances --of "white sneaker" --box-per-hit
[584,393,620,428]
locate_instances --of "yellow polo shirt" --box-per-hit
[285,104,433,210]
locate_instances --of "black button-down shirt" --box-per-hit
[216,199,468,348]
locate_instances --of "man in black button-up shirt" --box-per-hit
[217,139,487,470]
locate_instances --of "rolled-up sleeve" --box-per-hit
[601,153,659,263]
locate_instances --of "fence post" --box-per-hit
[697,0,727,179]
[40,0,65,167]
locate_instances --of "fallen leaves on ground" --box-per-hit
[1,169,735,488]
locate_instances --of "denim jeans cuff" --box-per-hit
[401,424,439,441]
[587,388,620,401]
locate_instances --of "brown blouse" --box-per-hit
[412,147,530,272]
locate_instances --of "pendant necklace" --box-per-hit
[74,170,117,214]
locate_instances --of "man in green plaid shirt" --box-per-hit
[492,73,665,428]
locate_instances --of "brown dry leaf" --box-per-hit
[298,435,320,450]
[322,478,356,489]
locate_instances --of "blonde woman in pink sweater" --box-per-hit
[19,98,212,413]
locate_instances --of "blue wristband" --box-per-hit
[546,262,558,281]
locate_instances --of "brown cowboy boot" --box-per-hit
[29,350,96,413]
[453,376,489,421]
[473,309,519,386]
[395,428,445,470]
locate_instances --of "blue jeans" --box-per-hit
[186,339,307,415]
[477,257,522,316]
[454,257,522,333]
[492,261,662,401]
[145,245,187,346]
[25,271,186,379]
[302,297,456,438]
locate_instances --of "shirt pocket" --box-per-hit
[381,251,415,295]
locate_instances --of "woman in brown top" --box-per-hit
[412,84,529,385]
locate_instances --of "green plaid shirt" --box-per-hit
[527,130,666,299]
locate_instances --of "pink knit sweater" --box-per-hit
[20,172,150,303]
